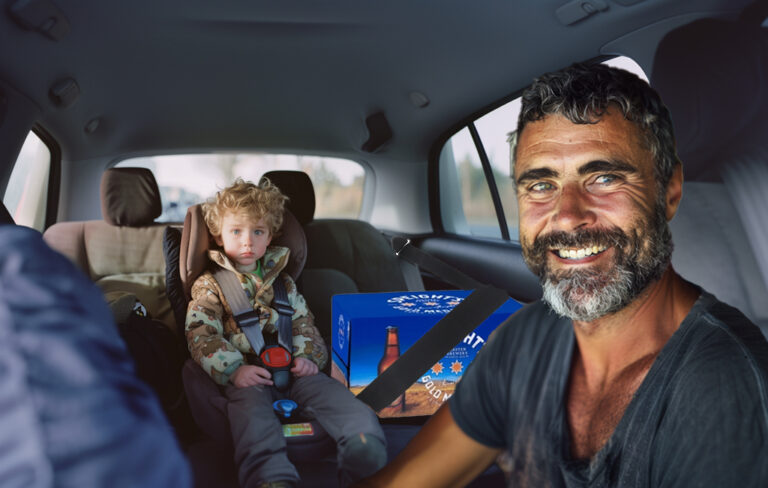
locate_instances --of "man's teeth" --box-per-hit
[556,245,607,259]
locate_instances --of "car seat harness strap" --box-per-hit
[213,268,294,391]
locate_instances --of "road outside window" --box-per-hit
[439,56,647,242]
[117,154,365,222]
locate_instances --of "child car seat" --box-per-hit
[166,202,336,465]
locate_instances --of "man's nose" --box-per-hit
[552,184,596,231]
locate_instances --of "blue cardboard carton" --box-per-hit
[331,290,522,417]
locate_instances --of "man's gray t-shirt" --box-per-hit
[450,291,768,487]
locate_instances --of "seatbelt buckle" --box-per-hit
[234,309,262,329]
[261,344,293,391]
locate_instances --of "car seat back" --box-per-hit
[43,167,175,330]
[261,170,421,351]
[651,17,768,334]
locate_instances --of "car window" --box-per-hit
[3,131,51,231]
[116,154,365,222]
[438,56,647,242]
[439,127,502,238]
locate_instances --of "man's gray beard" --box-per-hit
[531,203,673,322]
[542,263,636,322]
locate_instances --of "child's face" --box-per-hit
[214,211,272,272]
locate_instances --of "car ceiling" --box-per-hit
[0,0,756,166]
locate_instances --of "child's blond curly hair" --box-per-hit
[202,177,287,238]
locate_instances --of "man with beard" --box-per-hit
[358,64,768,487]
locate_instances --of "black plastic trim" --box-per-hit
[426,55,613,241]
[468,122,510,240]
[32,124,61,230]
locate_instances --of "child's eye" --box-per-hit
[232,229,240,235]
[254,230,263,236]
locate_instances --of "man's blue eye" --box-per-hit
[530,182,554,192]
[595,174,619,184]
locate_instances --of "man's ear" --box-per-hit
[665,164,684,221]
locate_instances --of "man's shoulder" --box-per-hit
[670,292,768,404]
[684,291,768,362]
[483,299,571,365]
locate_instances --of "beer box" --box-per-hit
[331,290,522,418]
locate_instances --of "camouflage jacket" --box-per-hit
[185,246,328,385]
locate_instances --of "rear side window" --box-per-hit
[117,154,365,222]
[438,56,647,242]
[3,131,51,230]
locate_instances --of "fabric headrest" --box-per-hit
[101,168,162,226]
[260,171,315,226]
[651,18,768,180]
[180,204,307,301]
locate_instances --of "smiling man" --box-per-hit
[359,64,768,487]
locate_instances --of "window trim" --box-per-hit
[429,55,628,243]
[468,122,510,240]
[35,124,61,230]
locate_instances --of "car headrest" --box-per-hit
[179,204,307,301]
[260,170,315,226]
[100,167,162,226]
[651,18,768,180]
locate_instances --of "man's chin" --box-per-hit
[541,268,635,322]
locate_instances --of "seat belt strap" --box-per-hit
[398,259,425,291]
[355,285,509,412]
[271,276,295,351]
[213,268,265,354]
[392,236,482,290]
[213,268,294,354]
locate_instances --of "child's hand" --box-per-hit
[231,365,273,388]
[291,357,319,377]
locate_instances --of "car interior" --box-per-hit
[2,0,767,486]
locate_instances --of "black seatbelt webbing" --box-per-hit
[271,276,295,350]
[355,285,509,412]
[392,236,482,290]
[213,268,293,354]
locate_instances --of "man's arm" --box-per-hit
[357,403,501,488]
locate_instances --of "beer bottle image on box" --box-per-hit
[377,325,406,411]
